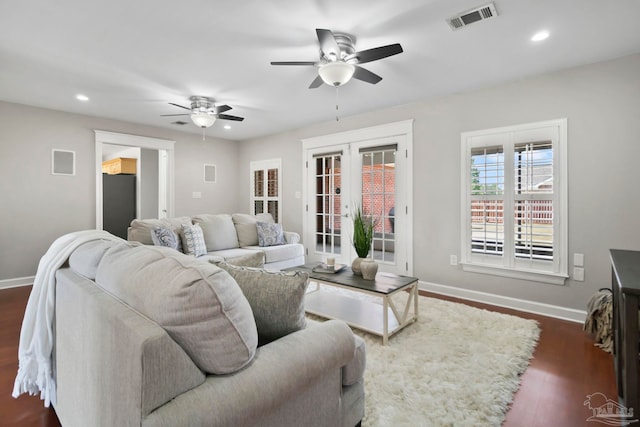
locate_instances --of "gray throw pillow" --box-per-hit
[256,221,285,247]
[216,262,309,345]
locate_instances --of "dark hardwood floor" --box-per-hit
[1,286,616,426]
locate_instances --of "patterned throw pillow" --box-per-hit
[180,223,207,257]
[256,221,285,247]
[150,227,180,251]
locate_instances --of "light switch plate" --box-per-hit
[574,253,584,267]
[573,267,585,281]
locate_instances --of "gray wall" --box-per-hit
[0,102,241,281]
[238,53,640,311]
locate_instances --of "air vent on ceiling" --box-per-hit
[447,2,498,30]
[171,121,188,126]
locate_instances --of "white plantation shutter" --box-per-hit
[461,119,567,285]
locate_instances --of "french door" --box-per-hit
[303,128,411,275]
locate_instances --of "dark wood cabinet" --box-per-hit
[610,249,640,415]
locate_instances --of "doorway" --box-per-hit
[302,120,413,275]
[94,131,175,232]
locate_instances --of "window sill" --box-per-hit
[461,262,568,285]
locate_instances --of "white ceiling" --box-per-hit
[1,0,639,141]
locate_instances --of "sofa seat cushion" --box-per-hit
[232,213,274,247]
[216,262,309,344]
[206,247,263,260]
[243,243,304,264]
[94,244,258,375]
[129,217,192,246]
[192,214,239,251]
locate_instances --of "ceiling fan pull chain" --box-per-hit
[202,128,206,141]
[335,86,340,122]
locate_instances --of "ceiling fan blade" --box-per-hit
[217,114,244,122]
[352,65,383,84]
[316,28,340,60]
[271,61,317,66]
[168,102,191,111]
[161,113,189,117]
[308,75,324,89]
[214,105,232,114]
[346,43,404,64]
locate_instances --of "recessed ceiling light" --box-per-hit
[531,30,549,42]
[76,94,89,101]
[224,124,231,130]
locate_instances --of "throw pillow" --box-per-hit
[216,262,309,345]
[256,221,285,247]
[180,223,207,257]
[151,227,180,251]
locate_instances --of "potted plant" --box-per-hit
[351,205,377,278]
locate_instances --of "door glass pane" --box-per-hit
[362,148,396,262]
[254,170,264,197]
[314,154,342,255]
[267,168,278,197]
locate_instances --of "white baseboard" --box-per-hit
[0,276,34,290]
[419,280,587,323]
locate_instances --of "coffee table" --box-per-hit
[289,263,419,345]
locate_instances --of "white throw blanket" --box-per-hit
[12,230,124,407]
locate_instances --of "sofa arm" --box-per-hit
[144,320,358,427]
[343,334,366,386]
[284,231,300,244]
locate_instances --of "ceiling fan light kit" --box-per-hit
[318,61,355,87]
[190,112,216,128]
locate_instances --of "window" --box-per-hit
[461,119,567,285]
[250,159,281,222]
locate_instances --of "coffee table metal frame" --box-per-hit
[297,265,419,345]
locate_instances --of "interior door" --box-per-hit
[305,145,352,265]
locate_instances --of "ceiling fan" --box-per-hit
[271,28,403,88]
[162,96,244,129]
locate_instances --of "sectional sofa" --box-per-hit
[54,238,366,426]
[128,213,305,270]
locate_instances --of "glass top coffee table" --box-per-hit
[288,263,419,345]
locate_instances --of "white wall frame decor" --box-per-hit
[204,164,216,183]
[51,149,75,176]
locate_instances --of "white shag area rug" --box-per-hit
[310,292,540,427]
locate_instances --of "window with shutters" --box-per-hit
[461,119,568,285]
[250,159,281,223]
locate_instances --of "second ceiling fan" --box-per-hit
[271,28,403,88]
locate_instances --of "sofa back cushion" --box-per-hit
[232,213,275,247]
[68,239,124,280]
[129,217,193,246]
[192,214,239,251]
[94,244,258,374]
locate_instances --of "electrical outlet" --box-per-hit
[573,267,585,282]
[450,255,458,266]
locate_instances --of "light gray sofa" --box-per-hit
[128,213,305,270]
[54,238,365,427]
